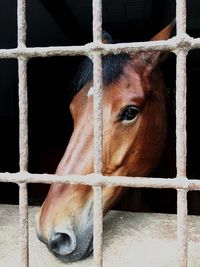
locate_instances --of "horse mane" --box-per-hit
[70,31,133,95]
[71,54,131,96]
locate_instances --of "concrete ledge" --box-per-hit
[0,205,200,267]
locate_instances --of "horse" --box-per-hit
[36,22,174,262]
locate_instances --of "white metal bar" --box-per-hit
[176,0,187,35]
[192,37,200,49]
[93,186,103,267]
[19,183,29,267]
[17,0,26,47]
[1,172,200,190]
[176,50,187,178]
[93,53,103,174]
[18,58,28,171]
[92,0,103,265]
[177,189,188,267]
[0,37,200,59]
[17,2,29,267]
[93,0,102,43]
[176,1,188,266]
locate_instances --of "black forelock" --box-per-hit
[71,53,131,95]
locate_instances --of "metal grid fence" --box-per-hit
[0,0,200,266]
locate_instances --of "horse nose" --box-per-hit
[50,232,76,256]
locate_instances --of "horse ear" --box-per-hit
[102,31,113,44]
[135,20,175,71]
[151,20,175,41]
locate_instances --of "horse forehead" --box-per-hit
[104,71,147,104]
[75,66,150,111]
[87,68,146,96]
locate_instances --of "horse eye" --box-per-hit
[119,105,140,121]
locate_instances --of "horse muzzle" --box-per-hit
[37,225,93,262]
[36,194,94,262]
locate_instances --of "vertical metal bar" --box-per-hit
[93,54,103,173]
[93,186,103,267]
[18,58,29,171]
[176,0,188,262]
[19,183,29,267]
[17,0,27,47]
[176,0,187,36]
[18,0,28,171]
[93,48,103,267]
[93,0,102,43]
[92,0,103,263]
[176,50,187,177]
[177,189,188,267]
[17,2,29,267]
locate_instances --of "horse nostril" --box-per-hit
[50,232,76,256]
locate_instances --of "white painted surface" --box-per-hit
[0,205,200,267]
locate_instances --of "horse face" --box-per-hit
[36,23,174,262]
[36,63,166,262]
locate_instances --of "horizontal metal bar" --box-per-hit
[0,36,200,59]
[0,46,88,58]
[191,37,200,49]
[0,172,200,190]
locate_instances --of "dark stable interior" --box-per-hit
[0,0,200,214]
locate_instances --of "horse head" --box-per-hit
[36,23,174,262]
